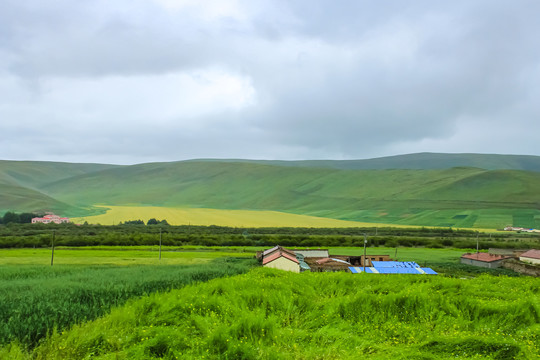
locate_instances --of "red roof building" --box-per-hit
[460,252,511,268]
[31,214,69,224]
[262,251,299,266]
[519,249,540,265]
[261,249,300,273]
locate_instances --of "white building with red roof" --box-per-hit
[261,246,301,273]
[519,249,540,265]
[460,252,511,268]
[31,214,69,224]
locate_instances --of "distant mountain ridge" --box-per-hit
[1,153,540,229]
[194,152,540,171]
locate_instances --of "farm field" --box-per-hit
[71,205,502,231]
[3,268,538,359]
[0,246,466,267]
[70,206,423,228]
[0,256,255,348]
[305,208,540,230]
[0,245,511,275]
[0,246,253,266]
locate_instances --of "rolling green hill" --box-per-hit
[196,152,540,171]
[2,154,540,229]
[0,160,119,215]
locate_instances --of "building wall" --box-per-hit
[460,257,503,268]
[519,256,540,265]
[294,250,329,258]
[264,257,300,273]
[503,259,540,277]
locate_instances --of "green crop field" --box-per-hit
[3,268,538,359]
[0,247,253,266]
[0,256,255,349]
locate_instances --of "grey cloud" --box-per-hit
[1,0,540,163]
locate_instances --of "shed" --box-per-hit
[307,257,351,272]
[519,249,540,265]
[460,253,510,268]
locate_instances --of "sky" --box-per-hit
[1,0,540,164]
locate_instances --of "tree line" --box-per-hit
[0,211,41,225]
[0,222,538,250]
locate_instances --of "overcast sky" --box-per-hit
[1,0,540,164]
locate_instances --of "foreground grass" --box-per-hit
[0,258,256,348]
[4,268,538,359]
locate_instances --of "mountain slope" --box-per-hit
[0,183,82,214]
[203,153,540,171]
[0,160,120,215]
[42,161,540,213]
[2,154,540,228]
[0,160,119,189]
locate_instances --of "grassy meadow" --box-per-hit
[0,246,253,266]
[3,268,538,359]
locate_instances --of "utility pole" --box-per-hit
[476,232,479,259]
[363,233,367,273]
[159,228,162,261]
[51,230,55,266]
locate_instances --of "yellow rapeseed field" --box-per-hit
[72,205,417,228]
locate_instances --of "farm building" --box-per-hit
[259,246,399,273]
[349,261,437,275]
[31,214,69,224]
[460,253,511,268]
[519,249,540,265]
[262,250,301,273]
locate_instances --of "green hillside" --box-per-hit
[0,161,119,215]
[200,152,540,171]
[40,161,540,229]
[0,183,79,214]
[2,155,540,229]
[0,160,118,189]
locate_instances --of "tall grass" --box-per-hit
[0,257,256,348]
[7,268,539,359]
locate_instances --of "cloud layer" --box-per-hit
[1,0,540,164]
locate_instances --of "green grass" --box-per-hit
[0,245,518,276]
[0,257,255,348]
[4,268,538,359]
[0,247,254,266]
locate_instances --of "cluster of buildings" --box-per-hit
[31,214,70,224]
[460,249,540,268]
[503,226,540,233]
[504,226,540,232]
[257,246,437,275]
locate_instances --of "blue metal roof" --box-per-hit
[371,261,420,268]
[348,262,437,275]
